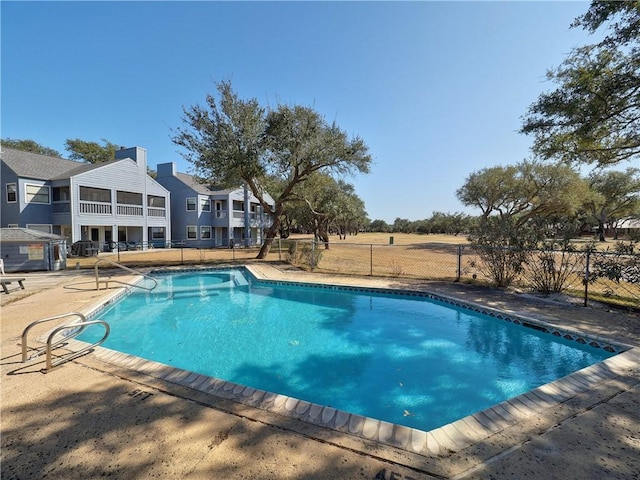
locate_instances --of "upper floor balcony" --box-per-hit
[148,207,167,218]
[80,201,112,215]
[78,201,166,218]
[117,204,143,216]
[232,210,273,227]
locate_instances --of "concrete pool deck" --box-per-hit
[1,263,639,479]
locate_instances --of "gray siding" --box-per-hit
[156,173,204,246]
[17,178,53,228]
[70,158,171,244]
[156,162,274,248]
[1,147,170,247]
[1,163,20,227]
[0,241,67,272]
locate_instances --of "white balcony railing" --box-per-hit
[79,201,112,215]
[214,211,228,219]
[117,205,143,216]
[148,207,166,218]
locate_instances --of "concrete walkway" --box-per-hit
[1,264,639,479]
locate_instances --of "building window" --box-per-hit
[52,186,70,202]
[116,190,143,205]
[200,226,212,239]
[80,186,111,202]
[201,198,211,212]
[186,198,196,211]
[26,224,53,233]
[25,184,50,204]
[151,227,165,240]
[6,183,17,203]
[186,226,197,239]
[147,195,166,208]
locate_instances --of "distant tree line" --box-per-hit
[367,212,476,235]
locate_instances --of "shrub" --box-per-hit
[523,241,583,294]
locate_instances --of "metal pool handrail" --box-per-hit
[22,312,88,362]
[21,312,110,372]
[94,258,158,291]
[45,320,110,372]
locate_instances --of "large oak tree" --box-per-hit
[520,1,640,167]
[584,167,640,241]
[65,138,119,164]
[173,80,371,258]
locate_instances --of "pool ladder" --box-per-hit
[94,258,158,291]
[21,312,110,373]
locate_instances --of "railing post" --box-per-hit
[456,245,463,282]
[370,244,373,276]
[583,249,591,307]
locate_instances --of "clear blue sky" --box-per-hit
[2,1,596,223]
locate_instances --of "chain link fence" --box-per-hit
[278,239,639,308]
[72,238,638,308]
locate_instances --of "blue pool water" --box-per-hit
[80,268,615,431]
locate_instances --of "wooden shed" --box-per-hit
[0,228,67,272]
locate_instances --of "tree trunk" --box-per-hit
[597,221,606,242]
[318,222,330,249]
[257,217,281,259]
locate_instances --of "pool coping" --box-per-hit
[64,265,640,457]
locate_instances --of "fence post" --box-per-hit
[370,244,373,276]
[311,240,316,270]
[456,245,463,282]
[278,238,282,261]
[583,249,590,307]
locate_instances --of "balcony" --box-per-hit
[79,201,112,215]
[148,207,166,218]
[117,204,143,216]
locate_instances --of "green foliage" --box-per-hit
[392,218,414,233]
[521,3,640,167]
[584,168,640,241]
[65,138,118,163]
[1,138,61,157]
[457,160,589,226]
[369,213,474,235]
[523,241,583,294]
[368,219,391,232]
[590,241,639,285]
[572,1,640,46]
[426,211,475,235]
[173,80,372,258]
[468,216,542,288]
[285,172,367,243]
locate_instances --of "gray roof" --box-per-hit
[0,227,66,242]
[175,172,234,195]
[50,159,121,180]
[0,147,116,181]
[1,147,83,180]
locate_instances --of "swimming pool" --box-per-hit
[79,267,618,434]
